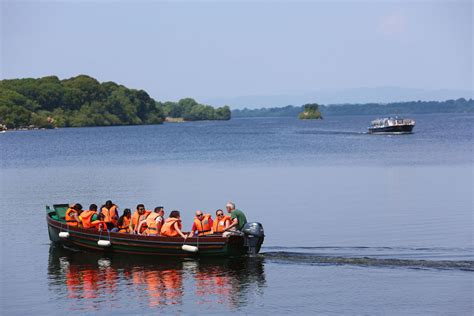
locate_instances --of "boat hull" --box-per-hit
[368,124,414,134]
[46,213,251,258]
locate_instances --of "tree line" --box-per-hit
[232,98,474,118]
[0,75,231,129]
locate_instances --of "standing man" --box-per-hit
[222,202,247,234]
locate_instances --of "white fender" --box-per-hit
[59,232,70,238]
[97,240,111,247]
[182,245,198,253]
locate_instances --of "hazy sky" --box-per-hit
[1,0,472,106]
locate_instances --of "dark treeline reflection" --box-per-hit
[47,246,266,312]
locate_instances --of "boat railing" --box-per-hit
[371,118,415,127]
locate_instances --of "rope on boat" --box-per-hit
[59,222,70,238]
[181,234,199,253]
[97,228,112,247]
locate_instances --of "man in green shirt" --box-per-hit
[223,202,247,232]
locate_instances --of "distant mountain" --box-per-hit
[202,87,473,109]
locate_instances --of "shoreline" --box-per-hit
[0,117,224,132]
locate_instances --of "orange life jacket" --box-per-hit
[160,218,182,237]
[193,214,212,236]
[212,215,231,233]
[131,211,140,231]
[144,212,163,235]
[118,216,131,233]
[65,208,79,227]
[91,220,107,231]
[80,210,97,229]
[101,205,118,226]
[131,210,151,233]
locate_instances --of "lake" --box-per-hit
[0,113,472,314]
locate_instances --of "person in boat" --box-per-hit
[188,210,213,237]
[222,202,247,235]
[101,200,119,230]
[65,203,83,227]
[160,210,187,239]
[92,212,107,231]
[79,204,99,229]
[115,208,132,233]
[142,206,165,236]
[211,209,231,234]
[130,204,151,234]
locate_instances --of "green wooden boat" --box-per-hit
[46,204,264,257]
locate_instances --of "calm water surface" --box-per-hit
[0,114,472,314]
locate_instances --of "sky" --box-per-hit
[1,0,473,108]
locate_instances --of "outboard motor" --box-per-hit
[242,222,264,255]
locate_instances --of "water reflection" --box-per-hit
[47,245,265,312]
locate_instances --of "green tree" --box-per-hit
[36,82,64,111]
[63,87,85,110]
[63,75,106,104]
[215,105,231,120]
[164,101,182,118]
[0,104,31,128]
[30,111,54,129]
[178,98,199,115]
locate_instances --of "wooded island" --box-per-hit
[0,75,231,129]
[298,104,323,120]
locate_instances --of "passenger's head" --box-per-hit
[123,208,131,217]
[105,200,113,207]
[97,213,105,220]
[216,209,224,218]
[74,203,83,211]
[226,202,235,213]
[154,206,164,216]
[89,204,98,212]
[169,210,180,218]
[136,204,145,214]
[195,210,204,219]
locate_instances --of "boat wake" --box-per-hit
[262,247,474,271]
[296,130,366,136]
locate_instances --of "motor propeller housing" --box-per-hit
[242,222,264,255]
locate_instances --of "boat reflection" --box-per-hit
[47,245,266,311]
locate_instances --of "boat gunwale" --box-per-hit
[46,212,234,247]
